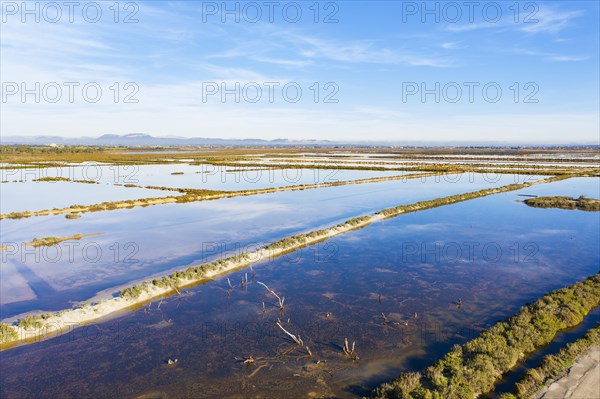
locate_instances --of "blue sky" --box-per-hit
[1,0,598,143]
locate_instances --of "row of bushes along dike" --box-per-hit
[0,174,579,348]
[371,274,600,399]
[505,324,599,398]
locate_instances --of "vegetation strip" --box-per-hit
[2,145,598,165]
[372,274,600,399]
[524,196,600,211]
[0,233,102,251]
[0,174,573,349]
[212,161,599,176]
[502,325,599,399]
[0,171,439,220]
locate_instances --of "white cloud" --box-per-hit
[355,106,407,119]
[445,7,583,35]
[547,55,589,62]
[512,48,589,63]
[520,9,584,34]
[283,33,453,67]
[441,41,466,50]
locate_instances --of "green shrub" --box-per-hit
[515,325,600,397]
[120,285,145,299]
[372,274,600,399]
[0,324,18,343]
[17,315,43,330]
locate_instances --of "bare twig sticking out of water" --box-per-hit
[305,345,313,357]
[276,320,303,346]
[380,313,389,325]
[376,282,385,304]
[276,319,312,357]
[226,278,234,298]
[257,281,285,310]
[143,303,152,316]
[343,338,359,361]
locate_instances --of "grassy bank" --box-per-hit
[27,233,102,247]
[372,274,600,399]
[524,196,600,211]
[3,145,597,165]
[507,325,600,398]
[0,233,102,250]
[210,161,599,177]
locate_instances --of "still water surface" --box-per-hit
[0,177,597,398]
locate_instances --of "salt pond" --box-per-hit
[1,173,540,316]
[0,177,597,398]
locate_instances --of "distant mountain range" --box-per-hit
[0,133,336,147]
[0,134,597,148]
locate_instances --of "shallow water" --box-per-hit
[0,173,536,316]
[0,181,176,214]
[0,177,597,399]
[0,164,419,214]
[0,163,414,192]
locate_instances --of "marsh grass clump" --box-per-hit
[0,323,18,343]
[344,216,371,227]
[372,274,600,399]
[17,315,43,330]
[30,237,63,247]
[33,177,70,182]
[524,195,600,211]
[65,213,81,219]
[28,234,93,247]
[120,284,147,300]
[4,211,30,219]
[264,229,331,252]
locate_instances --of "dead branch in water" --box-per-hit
[276,320,303,346]
[343,338,359,361]
[257,281,285,309]
[276,319,312,357]
[380,313,389,325]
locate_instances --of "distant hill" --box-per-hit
[0,134,336,147]
[0,134,597,148]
